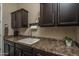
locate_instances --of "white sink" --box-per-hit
[17,38,40,45]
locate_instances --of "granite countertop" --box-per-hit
[5,35,79,56]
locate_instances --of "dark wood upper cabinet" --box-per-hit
[11,12,16,28]
[39,3,79,27]
[39,3,56,27]
[11,9,28,28]
[58,3,79,26]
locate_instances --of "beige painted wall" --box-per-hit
[2,3,19,35]
[75,27,79,42]
[2,3,79,40]
[18,3,77,40]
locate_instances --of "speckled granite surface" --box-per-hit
[5,35,79,56]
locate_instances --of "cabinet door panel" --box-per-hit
[4,40,15,56]
[11,13,16,28]
[58,3,79,25]
[9,46,15,56]
[22,10,28,27]
[22,51,33,56]
[15,48,22,56]
[40,3,55,26]
[11,9,28,28]
[33,48,61,56]
[4,42,9,56]
[16,12,22,28]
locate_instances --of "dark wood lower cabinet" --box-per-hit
[4,41,9,56]
[4,40,15,56]
[4,40,62,56]
[15,48,22,56]
[15,46,33,56]
[15,43,33,56]
[33,48,62,56]
[22,51,33,56]
[9,46,15,56]
[15,48,33,56]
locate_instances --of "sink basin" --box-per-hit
[17,38,40,45]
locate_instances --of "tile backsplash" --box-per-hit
[19,27,77,40]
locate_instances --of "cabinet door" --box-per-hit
[9,46,15,56]
[4,41,9,56]
[39,3,55,27]
[15,48,22,56]
[15,43,33,56]
[15,48,33,56]
[21,10,28,27]
[4,40,15,56]
[22,51,33,56]
[11,9,28,28]
[11,13,16,28]
[58,3,79,25]
[33,48,62,56]
[15,11,22,28]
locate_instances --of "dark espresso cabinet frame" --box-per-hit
[4,40,33,56]
[57,3,79,26]
[11,9,28,28]
[39,3,79,27]
[4,40,62,56]
[4,40,15,56]
[15,43,33,56]
[39,3,56,27]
